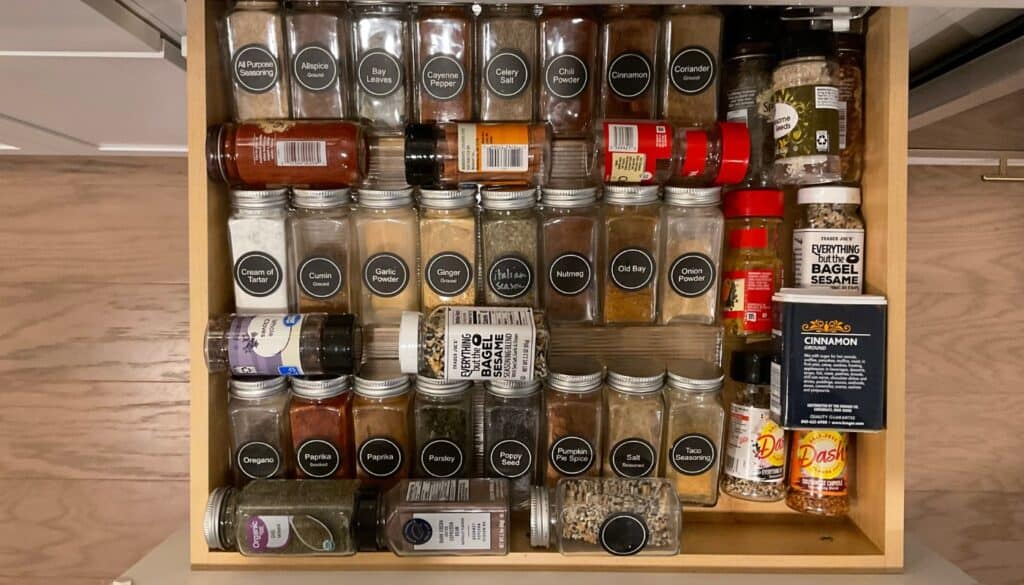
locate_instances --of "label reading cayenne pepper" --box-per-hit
[602,121,672,184]
[788,430,848,496]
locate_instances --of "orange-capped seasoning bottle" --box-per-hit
[786,430,850,516]
[721,189,784,337]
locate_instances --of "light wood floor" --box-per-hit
[0,158,1020,584]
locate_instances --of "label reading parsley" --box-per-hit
[420,439,464,478]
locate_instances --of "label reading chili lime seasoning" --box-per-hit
[789,430,848,495]
[773,85,840,158]
[602,121,672,184]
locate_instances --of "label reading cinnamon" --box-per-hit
[607,52,652,99]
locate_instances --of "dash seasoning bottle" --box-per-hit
[662,360,725,506]
[721,189,784,337]
[602,186,661,325]
[599,4,660,119]
[480,186,540,307]
[484,380,542,509]
[603,359,666,479]
[477,4,537,122]
[352,362,413,489]
[351,2,411,130]
[539,187,601,324]
[413,377,473,478]
[222,1,290,120]
[353,187,420,327]
[418,187,478,311]
[228,188,292,313]
[288,188,354,313]
[228,376,293,483]
[285,0,350,119]
[289,376,355,479]
[544,357,604,487]
[786,430,850,517]
[660,5,722,127]
[404,122,552,187]
[538,5,599,138]
[658,187,724,325]
[413,4,474,123]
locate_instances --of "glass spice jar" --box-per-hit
[228,376,293,484]
[413,4,474,123]
[539,187,601,324]
[603,358,666,479]
[222,0,290,121]
[601,186,661,325]
[289,376,355,479]
[288,188,354,313]
[418,187,478,311]
[658,187,724,325]
[538,5,599,138]
[477,3,537,122]
[721,189,784,337]
[404,122,552,187]
[836,29,865,183]
[484,379,543,509]
[599,4,660,119]
[350,2,411,131]
[721,349,787,502]
[544,357,604,487]
[793,186,865,294]
[228,188,293,313]
[285,0,350,119]
[353,187,420,327]
[412,376,473,478]
[480,186,540,307]
[662,359,725,506]
[660,5,722,127]
[786,430,851,516]
[352,361,413,489]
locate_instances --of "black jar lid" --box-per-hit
[779,29,838,61]
[729,348,774,385]
[404,124,442,187]
[320,314,362,375]
[354,487,384,552]
[724,7,780,58]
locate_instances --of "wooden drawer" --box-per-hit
[187,2,907,571]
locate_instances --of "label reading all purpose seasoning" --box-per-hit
[774,85,840,158]
[793,229,865,293]
[443,307,536,381]
[724,404,785,482]
[457,123,530,173]
[233,44,279,93]
[226,314,305,376]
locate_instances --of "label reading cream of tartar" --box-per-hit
[443,307,536,381]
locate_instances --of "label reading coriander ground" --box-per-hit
[610,438,656,478]
[357,51,403,97]
[358,437,403,478]
[600,514,649,556]
[421,55,466,101]
[774,85,840,158]
[420,439,464,478]
[549,436,595,476]
[488,256,533,299]
[235,252,283,297]
[670,434,716,476]
[293,44,338,92]
[610,248,655,290]
[793,229,865,293]
[545,54,588,99]
[486,51,530,98]
[296,439,341,478]
[670,47,715,95]
[426,252,473,296]
[549,253,593,296]
[442,307,536,381]
[233,44,279,93]
[363,253,409,297]
[669,253,715,297]
[237,441,281,479]
[489,439,532,478]
[608,52,652,99]
[298,256,343,299]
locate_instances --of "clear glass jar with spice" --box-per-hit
[288,188,354,313]
[601,186,661,325]
[353,187,420,327]
[794,186,865,294]
[404,122,552,187]
[229,188,293,313]
[836,28,865,184]
[539,187,601,324]
[538,5,599,138]
[285,0,350,119]
[485,380,542,509]
[721,189,784,337]
[603,358,665,479]
[413,3,474,123]
[544,357,604,487]
[786,430,851,516]
[480,186,540,307]
[599,4,660,119]
[352,361,413,489]
[660,5,722,127]
[418,187,478,311]
[663,359,725,506]
[289,376,355,479]
[658,187,724,325]
[477,4,537,122]
[350,2,411,131]
[228,376,293,484]
[413,376,473,478]
[222,0,290,121]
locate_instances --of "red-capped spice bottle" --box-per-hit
[594,120,749,187]
[721,189,783,337]
[786,430,850,516]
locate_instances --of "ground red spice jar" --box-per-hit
[721,189,784,337]
[538,5,599,138]
[288,375,355,479]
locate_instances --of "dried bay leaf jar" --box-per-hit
[412,376,473,478]
[539,187,601,324]
[663,360,725,507]
[480,186,540,307]
[418,187,478,311]
[288,188,354,313]
[353,187,420,327]
[603,358,666,479]
[602,186,661,325]
[289,376,355,479]
[658,187,724,325]
[352,361,413,489]
[485,380,543,509]
[351,2,411,131]
[413,3,474,123]
[222,0,290,120]
[544,357,604,487]
[478,4,537,122]
[599,4,660,119]
[285,0,350,119]
[228,376,293,484]
[229,188,293,313]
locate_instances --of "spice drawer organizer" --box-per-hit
[187,1,907,572]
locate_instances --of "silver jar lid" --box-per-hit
[604,185,660,205]
[485,379,542,397]
[204,486,234,550]
[606,358,665,394]
[229,376,289,399]
[665,359,724,393]
[541,186,598,208]
[529,485,551,548]
[356,187,415,208]
[292,188,351,209]
[547,356,604,393]
[291,375,352,399]
[354,360,411,397]
[480,186,538,210]
[664,186,721,207]
[416,375,472,396]
[418,186,477,209]
[798,186,861,205]
[230,188,288,210]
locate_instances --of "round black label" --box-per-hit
[234,252,283,297]
[548,253,593,296]
[298,256,343,299]
[421,55,465,101]
[357,50,403,97]
[363,253,409,297]
[610,438,656,478]
[609,248,655,291]
[670,434,717,476]
[403,518,433,545]
[486,50,530,98]
[233,44,279,93]
[236,441,281,479]
[549,436,595,476]
[607,52,652,99]
[488,439,533,479]
[600,514,649,556]
[293,44,338,92]
[296,439,341,478]
[426,252,473,296]
[358,437,403,478]
[488,255,533,299]
[420,439,465,478]
[545,54,589,99]
[669,253,715,298]
[670,46,715,95]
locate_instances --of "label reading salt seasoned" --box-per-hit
[610,438,656,478]
[443,307,536,381]
[793,229,865,293]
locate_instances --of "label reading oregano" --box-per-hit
[235,252,283,297]
[421,55,465,101]
[233,44,279,93]
[296,439,341,478]
[488,255,533,299]
[237,441,281,479]
[669,253,715,297]
[426,252,473,296]
[670,47,715,95]
[358,437,403,478]
[358,51,402,97]
[608,52,652,99]
[549,436,595,476]
[545,54,589,99]
[363,253,409,297]
[298,256,343,299]
[486,51,530,98]
[610,248,655,291]
[293,44,338,92]
[610,438,656,478]
[774,85,840,158]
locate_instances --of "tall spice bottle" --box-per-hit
[222,0,290,120]
[228,188,293,313]
[601,185,661,325]
[721,189,784,337]
[660,5,722,127]
[352,361,413,489]
[228,376,293,484]
[285,0,351,119]
[539,187,601,324]
[786,430,851,516]
[484,380,542,509]
[288,188,354,313]
[477,4,537,122]
[412,376,473,478]
[350,2,411,131]
[538,5,599,138]
[543,357,604,487]
[413,3,474,123]
[289,375,356,479]
[418,187,478,311]
[662,360,726,506]
[353,187,420,327]
[603,358,666,479]
[598,4,660,119]
[480,186,540,307]
[658,187,724,325]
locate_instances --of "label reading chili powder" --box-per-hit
[293,44,338,92]
[607,52,652,99]
[610,248,655,291]
[357,50,403,97]
[488,439,532,479]
[670,434,716,476]
[237,441,282,479]
[486,51,530,98]
[545,54,589,99]
[421,55,466,101]
[610,438,656,478]
[602,122,672,184]
[549,436,595,476]
[233,44,280,93]
[549,253,593,296]
[669,253,715,297]
[359,437,404,478]
[298,256,343,299]
[426,252,473,296]
[363,253,410,297]
[669,47,715,95]
[296,439,341,478]
[420,439,464,478]
[235,252,283,297]
[488,256,533,299]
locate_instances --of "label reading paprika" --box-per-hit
[788,430,848,496]
[773,85,840,159]
[602,122,672,184]
[458,123,530,173]
[724,404,785,483]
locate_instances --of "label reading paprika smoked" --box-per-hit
[602,121,672,184]
[788,430,848,496]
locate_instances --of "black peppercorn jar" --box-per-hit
[484,379,542,509]
[412,376,473,479]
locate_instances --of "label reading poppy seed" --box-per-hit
[489,439,532,478]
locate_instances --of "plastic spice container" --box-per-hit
[289,376,355,479]
[477,4,537,122]
[352,361,413,489]
[603,358,666,479]
[786,430,851,516]
[721,189,784,337]
[660,5,722,127]
[543,357,604,487]
[228,376,292,484]
[772,30,842,186]
[350,2,411,131]
[208,121,367,188]
[413,4,474,123]
[285,1,350,119]
[836,29,865,183]
[412,377,473,478]
[539,187,601,324]
[404,122,551,187]
[538,5,599,138]
[228,188,292,313]
[599,4,660,119]
[601,186,661,325]
[484,379,542,509]
[480,186,540,307]
[530,478,680,555]
[663,360,725,506]
[288,188,354,313]
[353,187,419,327]
[793,186,865,293]
[658,187,724,325]
[222,0,290,121]
[721,349,787,502]
[418,187,478,311]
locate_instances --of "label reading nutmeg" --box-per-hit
[549,253,593,296]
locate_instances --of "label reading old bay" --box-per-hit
[670,46,715,95]
[611,438,656,477]
[359,437,403,478]
[298,256,343,299]
[610,248,655,290]
[486,51,530,98]
[358,50,403,97]
[669,252,715,297]
[426,252,473,296]
[421,55,465,101]
[235,252,283,297]
[296,439,341,478]
[545,54,588,99]
[608,52,652,99]
[549,253,593,296]
[489,255,533,299]
[489,439,533,479]
[363,253,409,297]
[420,439,464,478]
[233,44,279,93]
[293,44,338,92]
[237,441,281,479]
[549,436,595,476]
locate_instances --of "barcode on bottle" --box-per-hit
[838,101,848,150]
[275,140,327,167]
[481,145,528,172]
[406,479,470,503]
[608,124,639,152]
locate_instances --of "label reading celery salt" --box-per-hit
[443,307,536,381]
